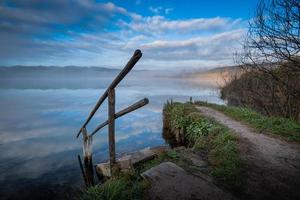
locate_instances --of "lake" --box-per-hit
[0,69,223,199]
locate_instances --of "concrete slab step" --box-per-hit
[141,162,236,200]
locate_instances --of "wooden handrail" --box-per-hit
[76,49,142,138]
[90,98,149,136]
[76,49,147,178]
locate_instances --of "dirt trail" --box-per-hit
[196,106,300,200]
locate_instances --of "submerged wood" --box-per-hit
[84,155,95,187]
[77,154,95,187]
[76,49,142,138]
[77,155,88,186]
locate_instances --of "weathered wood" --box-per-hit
[77,154,88,186]
[82,127,92,159]
[84,154,95,187]
[75,50,148,179]
[108,88,116,174]
[116,98,149,118]
[82,127,88,139]
[76,49,142,138]
[90,98,149,136]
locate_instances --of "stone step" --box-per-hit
[141,162,236,200]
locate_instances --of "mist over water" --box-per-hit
[0,68,223,199]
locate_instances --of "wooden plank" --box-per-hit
[108,88,116,173]
[76,49,142,138]
[116,98,149,118]
[90,98,149,136]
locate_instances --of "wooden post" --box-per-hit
[108,88,116,175]
[76,49,142,138]
[82,128,94,186]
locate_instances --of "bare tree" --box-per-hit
[242,0,300,67]
[226,0,300,120]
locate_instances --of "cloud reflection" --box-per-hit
[0,75,223,198]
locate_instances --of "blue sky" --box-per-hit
[0,0,260,70]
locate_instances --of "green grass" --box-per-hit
[163,102,245,191]
[77,173,149,200]
[78,151,184,200]
[207,128,244,190]
[195,101,300,142]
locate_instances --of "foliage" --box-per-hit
[208,131,244,190]
[220,68,300,121]
[163,102,195,129]
[186,119,212,143]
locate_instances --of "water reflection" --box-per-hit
[0,75,223,199]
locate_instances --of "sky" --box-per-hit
[0,0,260,70]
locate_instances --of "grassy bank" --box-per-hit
[78,102,249,199]
[78,172,149,200]
[77,150,186,200]
[195,101,300,142]
[163,102,245,191]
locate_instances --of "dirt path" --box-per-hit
[196,106,300,200]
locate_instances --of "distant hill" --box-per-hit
[0,66,167,89]
[182,65,243,87]
[202,65,242,74]
[0,66,122,79]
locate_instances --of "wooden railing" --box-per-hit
[76,49,148,176]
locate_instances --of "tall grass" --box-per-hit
[77,173,148,200]
[163,102,245,191]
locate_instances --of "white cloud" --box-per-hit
[149,6,163,14]
[0,1,247,70]
[149,6,173,15]
[165,8,174,15]
[139,29,245,61]
[121,15,242,34]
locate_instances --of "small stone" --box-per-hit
[117,155,133,172]
[96,162,111,177]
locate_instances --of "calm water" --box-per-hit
[0,72,223,199]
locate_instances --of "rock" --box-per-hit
[95,162,111,177]
[142,162,236,200]
[141,162,185,181]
